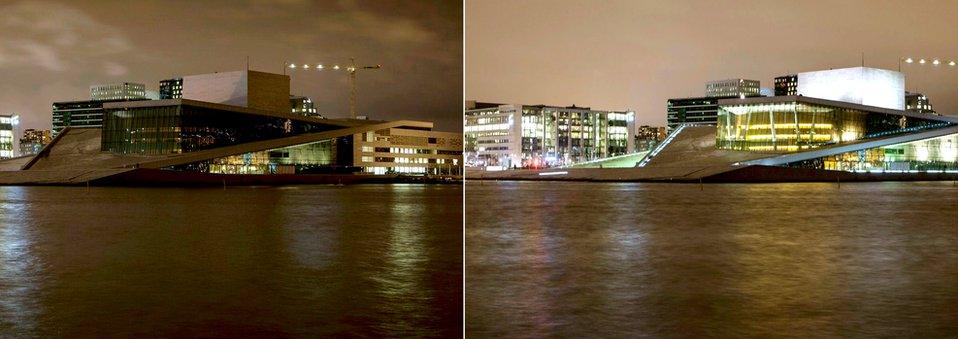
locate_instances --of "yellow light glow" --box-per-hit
[841,131,858,141]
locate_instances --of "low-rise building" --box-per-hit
[705,79,760,98]
[291,95,322,118]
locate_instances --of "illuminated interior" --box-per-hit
[717,101,948,153]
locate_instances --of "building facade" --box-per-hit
[19,129,52,156]
[667,96,727,132]
[774,74,798,96]
[905,91,936,115]
[716,96,948,153]
[705,79,760,98]
[0,114,14,158]
[290,95,321,118]
[159,78,183,99]
[635,125,667,152]
[52,99,147,136]
[90,82,148,100]
[464,102,635,168]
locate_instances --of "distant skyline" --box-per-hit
[466,0,958,126]
[0,0,462,132]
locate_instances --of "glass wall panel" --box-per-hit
[102,104,335,155]
[786,132,958,172]
[717,101,950,153]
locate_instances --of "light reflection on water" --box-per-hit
[0,184,461,337]
[466,181,958,337]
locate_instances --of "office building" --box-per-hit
[906,91,936,115]
[0,114,14,158]
[705,79,760,98]
[19,129,52,156]
[90,82,148,100]
[667,96,728,132]
[52,98,148,136]
[291,95,321,118]
[774,74,798,96]
[464,102,635,168]
[160,78,183,99]
[635,125,667,152]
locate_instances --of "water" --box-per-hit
[466,181,958,337]
[0,184,462,337]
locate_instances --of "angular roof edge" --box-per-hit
[743,124,958,167]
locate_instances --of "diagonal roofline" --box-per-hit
[742,124,958,167]
[133,120,430,169]
[102,98,389,128]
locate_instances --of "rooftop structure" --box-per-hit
[796,67,905,110]
[705,79,760,98]
[90,82,148,100]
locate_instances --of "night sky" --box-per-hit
[0,0,463,132]
[466,0,958,126]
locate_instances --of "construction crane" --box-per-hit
[286,58,382,119]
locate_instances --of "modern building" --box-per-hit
[464,102,635,168]
[774,74,797,96]
[635,125,667,152]
[667,96,731,132]
[905,91,936,115]
[181,70,290,113]
[52,98,148,136]
[90,82,148,100]
[291,95,321,118]
[159,78,183,99]
[19,129,52,156]
[0,114,14,158]
[796,67,905,110]
[705,79,760,98]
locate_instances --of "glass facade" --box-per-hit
[786,133,958,172]
[0,115,13,158]
[717,101,950,152]
[169,138,344,174]
[102,104,334,155]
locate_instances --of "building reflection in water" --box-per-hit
[0,187,41,336]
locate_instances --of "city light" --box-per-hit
[317,64,324,69]
[333,65,340,70]
[902,57,957,68]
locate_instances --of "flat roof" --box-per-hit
[717,95,958,124]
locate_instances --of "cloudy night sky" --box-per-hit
[466,0,958,126]
[0,0,463,132]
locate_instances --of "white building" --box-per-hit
[796,67,905,110]
[465,101,635,168]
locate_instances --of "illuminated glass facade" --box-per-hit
[170,138,344,174]
[0,115,13,158]
[786,133,958,172]
[101,103,334,155]
[52,99,148,136]
[717,98,949,152]
[465,103,634,168]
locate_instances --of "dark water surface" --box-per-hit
[466,181,958,337]
[0,184,461,337]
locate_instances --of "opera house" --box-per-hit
[0,70,462,185]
